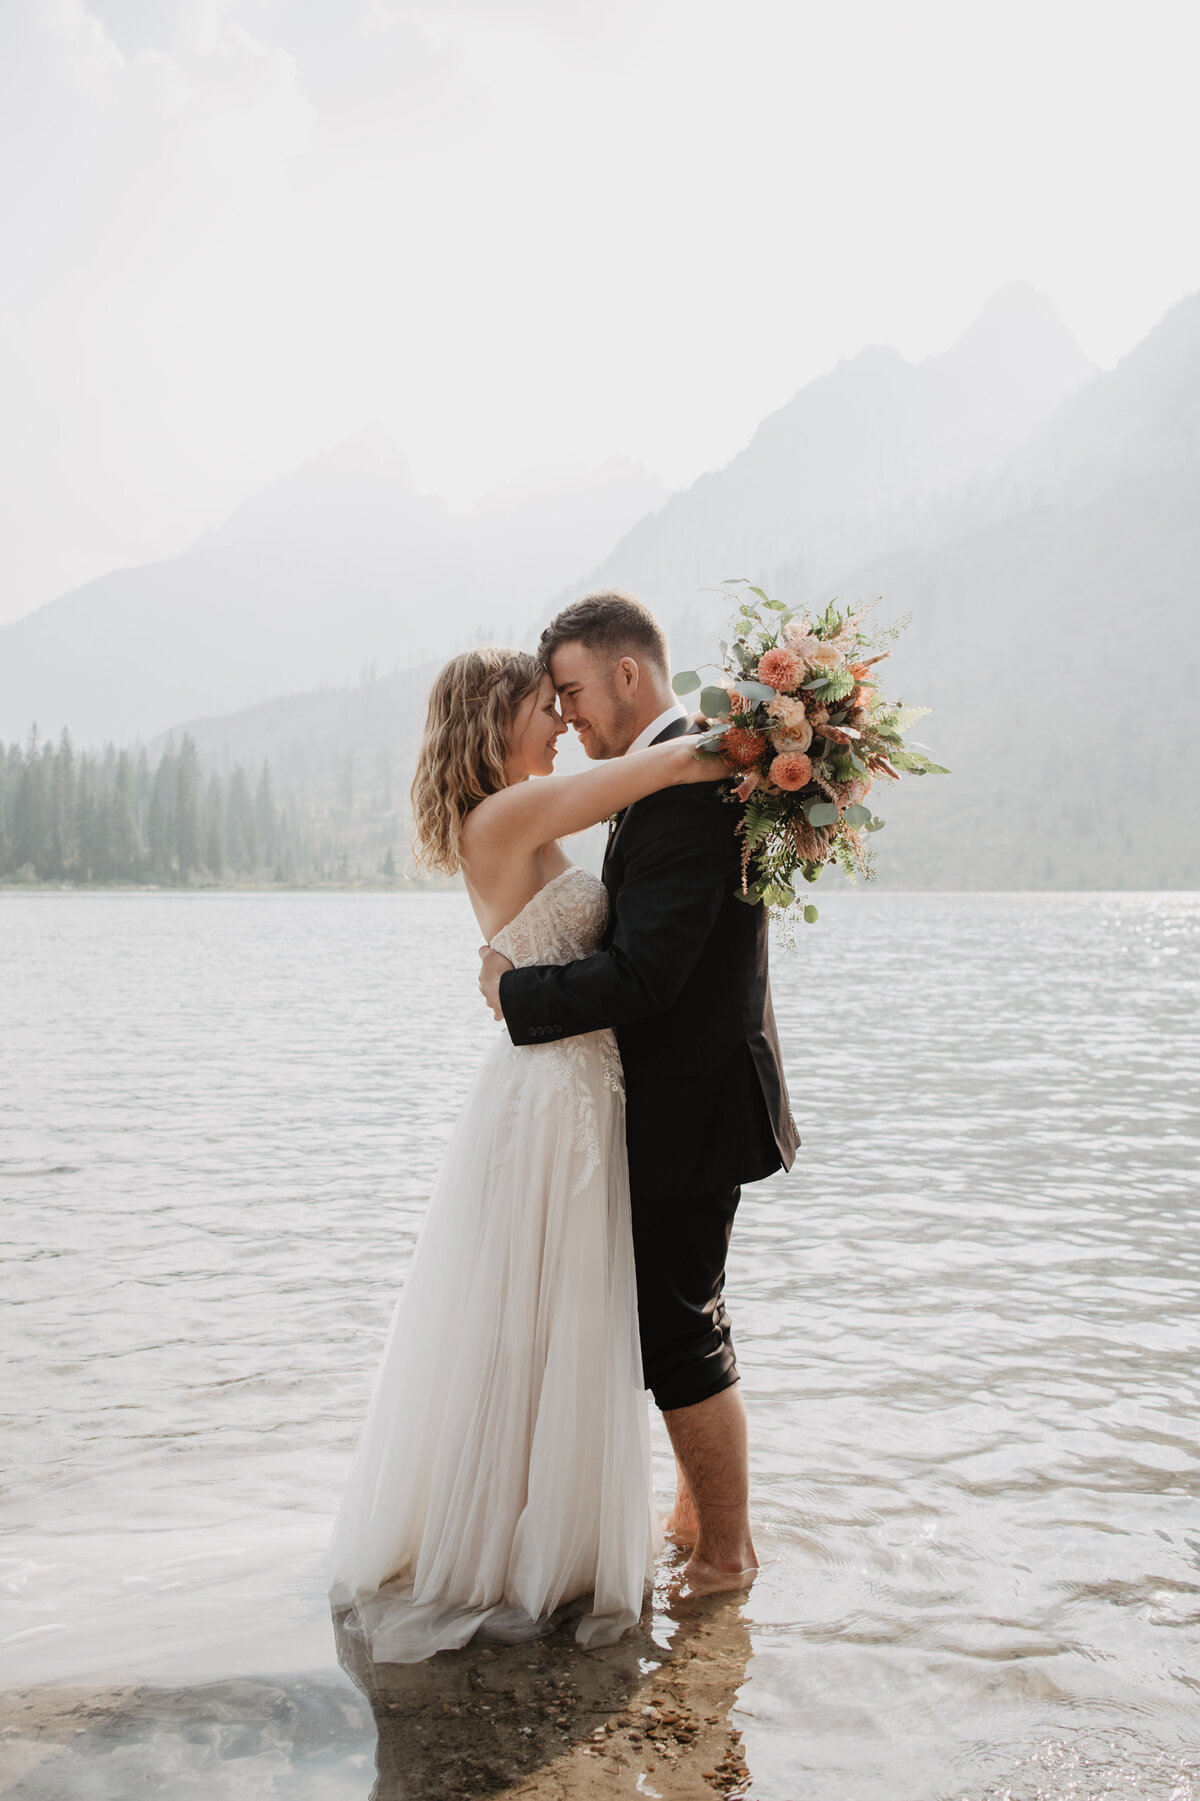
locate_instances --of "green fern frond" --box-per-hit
[818,667,855,702]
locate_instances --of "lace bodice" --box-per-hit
[486,864,621,1193]
[491,866,608,969]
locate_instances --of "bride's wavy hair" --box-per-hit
[410,647,545,875]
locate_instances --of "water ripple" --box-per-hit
[1,889,1198,1799]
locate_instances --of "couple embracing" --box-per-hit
[329,590,797,1660]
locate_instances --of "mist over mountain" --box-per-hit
[1,286,1082,749]
[796,294,1200,889]
[169,286,1200,893]
[821,462,1200,889]
[999,289,1200,504]
[549,283,1096,657]
[4,282,1199,893]
[0,434,667,746]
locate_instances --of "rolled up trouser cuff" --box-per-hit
[631,1184,742,1413]
[647,1337,740,1412]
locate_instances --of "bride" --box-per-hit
[328,645,725,1660]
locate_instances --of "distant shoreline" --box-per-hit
[0,878,455,895]
[3,881,1197,897]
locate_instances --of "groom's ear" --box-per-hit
[615,655,640,692]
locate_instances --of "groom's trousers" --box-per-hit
[631,1184,742,1412]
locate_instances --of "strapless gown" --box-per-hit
[327,866,658,1660]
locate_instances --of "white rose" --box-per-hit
[805,641,844,671]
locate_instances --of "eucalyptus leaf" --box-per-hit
[844,803,872,826]
[672,670,701,696]
[803,904,819,925]
[722,576,749,585]
[898,752,950,775]
[747,586,770,603]
[865,817,886,833]
[699,685,730,717]
[805,801,840,827]
[802,677,830,691]
[732,678,775,702]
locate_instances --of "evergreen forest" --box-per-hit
[0,727,408,887]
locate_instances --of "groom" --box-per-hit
[478,590,797,1591]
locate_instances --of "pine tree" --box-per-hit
[0,749,11,875]
[205,775,226,879]
[175,736,202,882]
[13,733,46,875]
[148,748,176,879]
[111,750,139,879]
[146,785,166,879]
[255,762,278,866]
[75,776,96,881]
[39,739,56,877]
[225,768,245,872]
[91,778,113,880]
[50,729,76,878]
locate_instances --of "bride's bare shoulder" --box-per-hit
[461,778,554,853]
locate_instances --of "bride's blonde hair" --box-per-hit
[410,646,545,874]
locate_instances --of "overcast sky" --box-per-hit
[2,0,1198,625]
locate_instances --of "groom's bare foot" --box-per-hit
[668,1552,759,1599]
[663,1387,759,1591]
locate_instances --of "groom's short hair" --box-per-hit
[539,590,669,674]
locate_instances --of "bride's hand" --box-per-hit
[673,737,734,785]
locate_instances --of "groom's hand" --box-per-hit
[478,945,514,1021]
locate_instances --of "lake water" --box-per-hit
[1,890,1198,1800]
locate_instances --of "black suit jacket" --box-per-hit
[498,719,798,1199]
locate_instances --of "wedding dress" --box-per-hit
[328,865,658,1661]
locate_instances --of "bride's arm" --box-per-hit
[463,738,725,859]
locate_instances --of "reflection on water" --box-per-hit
[1,891,1198,1798]
[0,1671,375,1799]
[334,1581,754,1799]
[0,1586,755,1799]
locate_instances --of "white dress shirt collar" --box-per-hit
[627,700,690,756]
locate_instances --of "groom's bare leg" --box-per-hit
[664,1461,699,1545]
[663,1384,758,1591]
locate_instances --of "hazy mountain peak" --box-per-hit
[944,281,1091,362]
[1090,287,1200,409]
[1008,288,1200,501]
[921,284,1096,448]
[199,424,436,555]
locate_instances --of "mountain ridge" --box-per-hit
[1,284,1092,746]
[543,282,1098,649]
[5,281,1198,891]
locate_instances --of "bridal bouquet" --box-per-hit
[673,581,947,926]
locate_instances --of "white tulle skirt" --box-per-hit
[327,1027,658,1662]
